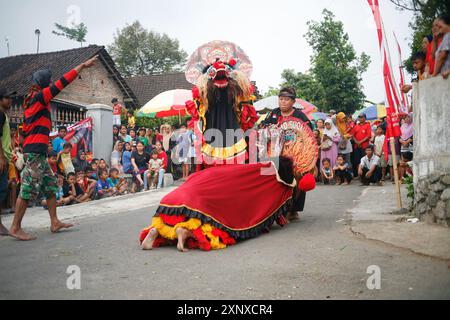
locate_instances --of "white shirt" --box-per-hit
[374,135,385,156]
[360,154,380,169]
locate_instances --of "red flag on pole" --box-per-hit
[367,0,402,161]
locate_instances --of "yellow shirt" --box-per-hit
[128,116,135,128]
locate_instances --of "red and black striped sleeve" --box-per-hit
[39,69,79,105]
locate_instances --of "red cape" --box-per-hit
[157,162,295,240]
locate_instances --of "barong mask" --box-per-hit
[203,59,237,88]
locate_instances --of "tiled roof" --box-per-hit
[125,72,193,107]
[0,45,137,106]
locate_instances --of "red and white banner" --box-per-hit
[367,0,402,146]
[393,32,410,114]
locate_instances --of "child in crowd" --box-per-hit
[96,169,114,199]
[76,170,97,200]
[122,142,133,174]
[333,155,352,185]
[373,126,387,181]
[42,174,72,208]
[146,151,163,190]
[61,173,85,205]
[47,151,58,174]
[58,142,75,176]
[107,168,128,195]
[399,151,414,183]
[321,158,334,184]
[98,159,109,174]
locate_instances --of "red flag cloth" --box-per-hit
[156,162,295,239]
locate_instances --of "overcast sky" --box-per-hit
[1,0,414,104]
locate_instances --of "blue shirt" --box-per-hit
[96,179,110,192]
[107,177,119,188]
[122,151,133,173]
[52,137,66,153]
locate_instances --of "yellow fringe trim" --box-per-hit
[202,138,247,159]
[201,224,226,250]
[151,217,202,240]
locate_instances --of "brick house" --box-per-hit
[0,45,137,129]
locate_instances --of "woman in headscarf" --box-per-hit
[335,112,353,168]
[73,150,89,173]
[110,140,124,174]
[320,118,341,171]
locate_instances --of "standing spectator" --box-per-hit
[358,146,382,186]
[47,151,58,174]
[145,128,154,152]
[373,126,387,181]
[111,98,123,127]
[57,143,75,176]
[127,110,136,130]
[433,15,450,78]
[351,113,372,177]
[52,126,67,154]
[161,124,172,152]
[335,112,353,167]
[0,89,15,234]
[423,35,434,77]
[320,119,341,171]
[122,142,133,174]
[118,125,131,143]
[402,52,427,94]
[333,155,352,185]
[131,141,150,192]
[129,129,138,144]
[155,141,168,189]
[177,124,192,181]
[316,119,325,138]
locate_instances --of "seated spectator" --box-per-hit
[387,137,401,183]
[399,151,414,183]
[61,172,84,205]
[400,113,414,156]
[118,125,132,143]
[131,141,150,193]
[88,162,99,180]
[73,150,89,172]
[320,158,334,185]
[122,142,133,174]
[333,155,352,185]
[111,141,124,174]
[57,142,75,176]
[98,159,109,175]
[137,128,149,147]
[42,174,72,208]
[107,168,128,195]
[76,170,96,200]
[145,150,163,190]
[358,146,383,186]
[129,129,138,144]
[96,169,114,199]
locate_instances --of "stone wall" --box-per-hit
[413,77,450,227]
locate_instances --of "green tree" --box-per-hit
[280,69,326,108]
[53,23,88,47]
[108,21,188,77]
[304,9,370,114]
[390,0,450,73]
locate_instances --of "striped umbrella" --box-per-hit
[137,89,192,119]
[353,105,387,121]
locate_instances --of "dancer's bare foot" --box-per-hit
[287,211,301,222]
[176,228,190,252]
[9,228,37,241]
[0,223,10,236]
[141,228,158,250]
[50,221,74,233]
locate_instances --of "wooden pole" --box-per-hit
[389,137,402,208]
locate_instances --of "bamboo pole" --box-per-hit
[389,137,402,208]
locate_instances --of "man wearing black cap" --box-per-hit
[261,87,313,222]
[0,90,16,235]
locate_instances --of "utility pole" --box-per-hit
[35,29,41,53]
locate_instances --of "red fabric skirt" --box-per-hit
[156,162,294,240]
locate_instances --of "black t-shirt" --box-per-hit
[63,182,84,197]
[131,151,150,170]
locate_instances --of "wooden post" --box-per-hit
[389,137,402,209]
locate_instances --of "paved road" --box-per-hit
[1,184,449,300]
